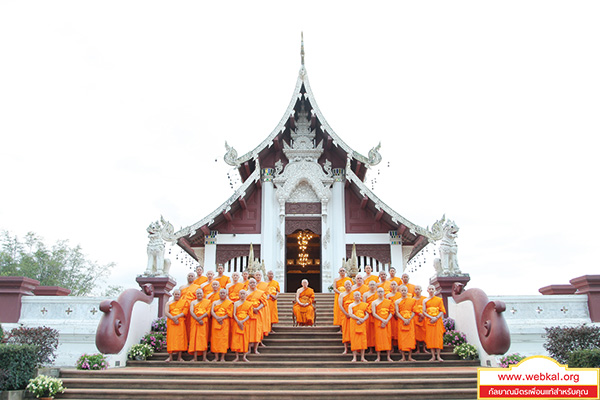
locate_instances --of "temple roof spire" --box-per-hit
[300,32,305,66]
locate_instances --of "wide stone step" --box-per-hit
[126,359,480,368]
[62,377,476,390]
[59,387,477,399]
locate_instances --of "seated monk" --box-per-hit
[338,280,354,355]
[188,288,211,362]
[372,287,393,362]
[211,288,233,362]
[266,270,280,326]
[423,284,446,362]
[232,289,252,362]
[293,279,315,326]
[348,291,370,363]
[395,285,417,362]
[215,264,231,288]
[333,267,353,327]
[164,289,188,362]
[226,272,244,302]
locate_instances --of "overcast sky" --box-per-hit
[1,1,599,296]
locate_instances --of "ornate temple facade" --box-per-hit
[171,41,443,292]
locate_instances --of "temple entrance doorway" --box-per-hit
[285,229,321,293]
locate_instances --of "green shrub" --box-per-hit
[0,344,39,390]
[499,353,526,368]
[140,332,166,352]
[76,353,108,370]
[7,326,59,366]
[568,348,600,368]
[443,330,467,347]
[0,323,4,342]
[544,325,600,364]
[454,343,479,360]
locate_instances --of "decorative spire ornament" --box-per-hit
[301,32,305,66]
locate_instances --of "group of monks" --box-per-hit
[164,264,280,362]
[333,265,446,362]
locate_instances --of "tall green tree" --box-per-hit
[0,231,114,296]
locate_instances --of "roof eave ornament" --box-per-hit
[299,32,306,79]
[367,142,382,166]
[224,141,240,167]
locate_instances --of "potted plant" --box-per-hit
[127,344,154,361]
[26,375,65,399]
[75,353,108,370]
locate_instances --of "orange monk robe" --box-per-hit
[373,299,394,352]
[266,280,281,324]
[211,299,233,353]
[188,299,211,353]
[256,281,272,335]
[387,292,403,341]
[378,280,393,294]
[341,291,355,344]
[201,280,215,297]
[333,277,353,326]
[349,302,370,351]
[227,282,244,302]
[242,280,249,290]
[231,300,253,353]
[166,299,189,353]
[216,275,231,289]
[403,282,416,297]
[364,275,379,286]
[397,297,417,351]
[364,292,378,348]
[293,287,315,326]
[246,289,266,343]
[193,275,208,286]
[424,296,446,349]
[389,276,402,286]
[355,284,370,296]
[180,284,201,337]
[412,295,426,342]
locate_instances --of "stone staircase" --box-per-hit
[59,293,479,399]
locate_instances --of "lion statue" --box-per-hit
[144,216,174,276]
[434,219,462,276]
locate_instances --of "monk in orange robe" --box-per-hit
[371,287,393,362]
[206,280,221,304]
[388,267,402,287]
[363,265,379,286]
[401,273,416,297]
[378,271,392,294]
[254,271,272,336]
[352,275,369,296]
[395,285,417,361]
[215,264,231,288]
[241,270,250,290]
[246,278,266,354]
[266,270,280,325]
[193,266,208,286]
[333,267,353,327]
[348,291,370,362]
[293,279,315,326]
[226,272,244,302]
[362,280,379,351]
[164,289,188,362]
[423,284,446,361]
[188,288,210,362]
[201,271,216,296]
[338,280,355,355]
[412,285,427,353]
[232,289,252,362]
[211,288,233,362]
[179,272,201,338]
[386,281,402,349]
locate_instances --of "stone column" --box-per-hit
[135,276,177,318]
[329,169,346,288]
[261,168,282,284]
[570,275,600,323]
[0,276,40,323]
[430,274,471,314]
[389,231,403,270]
[204,232,217,272]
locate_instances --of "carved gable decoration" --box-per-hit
[286,202,322,215]
[285,217,321,235]
[288,181,319,203]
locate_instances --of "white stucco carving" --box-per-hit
[144,216,175,276]
[434,219,463,276]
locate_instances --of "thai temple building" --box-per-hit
[171,37,444,292]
